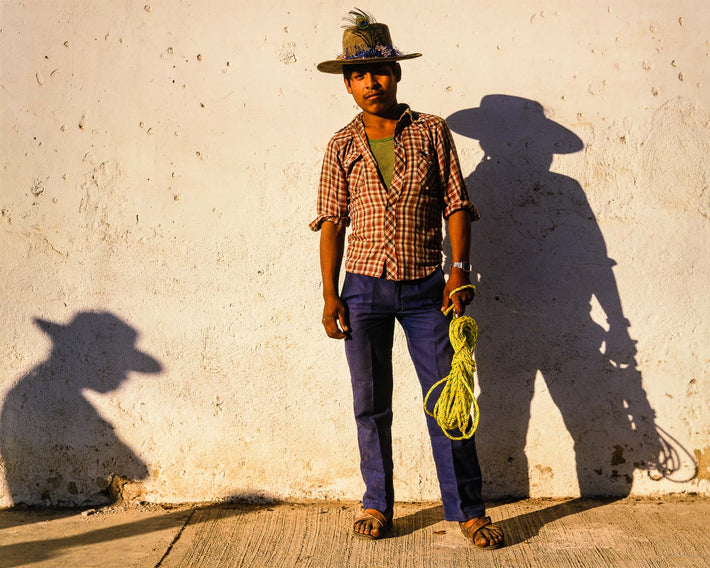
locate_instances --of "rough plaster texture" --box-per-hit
[0,1,708,507]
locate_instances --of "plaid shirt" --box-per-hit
[310,106,479,281]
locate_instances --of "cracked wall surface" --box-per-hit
[1,0,708,506]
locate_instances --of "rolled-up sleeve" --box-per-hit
[309,138,351,231]
[436,119,480,221]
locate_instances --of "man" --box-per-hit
[310,9,503,549]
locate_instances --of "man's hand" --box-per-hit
[444,210,474,317]
[318,221,348,339]
[442,268,474,317]
[604,319,638,368]
[322,294,350,339]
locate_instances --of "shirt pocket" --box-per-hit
[414,148,439,197]
[343,152,365,201]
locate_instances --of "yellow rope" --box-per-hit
[423,284,480,440]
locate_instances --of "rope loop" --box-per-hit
[423,284,480,440]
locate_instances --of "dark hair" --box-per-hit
[343,61,400,81]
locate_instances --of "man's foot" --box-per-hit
[352,508,392,540]
[459,516,504,549]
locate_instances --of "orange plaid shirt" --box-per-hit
[310,106,479,280]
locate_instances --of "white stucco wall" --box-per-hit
[1,0,708,507]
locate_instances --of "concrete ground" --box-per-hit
[0,497,707,568]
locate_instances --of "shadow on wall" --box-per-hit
[445,95,696,502]
[0,311,162,506]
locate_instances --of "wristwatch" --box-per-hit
[452,262,473,272]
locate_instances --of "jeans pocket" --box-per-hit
[341,272,353,299]
[418,268,445,303]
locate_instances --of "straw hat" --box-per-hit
[317,9,421,74]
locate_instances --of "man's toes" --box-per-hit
[474,526,503,547]
[354,519,377,536]
[473,530,490,547]
[354,510,390,539]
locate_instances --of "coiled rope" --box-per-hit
[423,284,480,440]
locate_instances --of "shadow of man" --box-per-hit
[1,311,162,506]
[447,95,678,542]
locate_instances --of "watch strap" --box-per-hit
[452,262,473,272]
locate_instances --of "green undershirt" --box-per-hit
[368,136,394,191]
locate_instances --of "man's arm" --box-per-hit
[442,209,474,317]
[319,220,350,339]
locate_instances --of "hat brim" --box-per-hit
[317,53,422,74]
[447,103,584,155]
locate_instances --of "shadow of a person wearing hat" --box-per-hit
[1,311,162,507]
[446,95,689,544]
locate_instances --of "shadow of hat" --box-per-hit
[34,312,162,374]
[447,95,583,155]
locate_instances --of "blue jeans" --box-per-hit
[341,268,485,522]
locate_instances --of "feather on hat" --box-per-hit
[317,8,421,74]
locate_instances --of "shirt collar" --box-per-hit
[350,104,420,139]
[398,104,418,123]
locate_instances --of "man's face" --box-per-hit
[344,63,399,116]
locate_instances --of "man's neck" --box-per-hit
[362,102,404,139]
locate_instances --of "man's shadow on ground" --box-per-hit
[1,311,162,508]
[445,95,695,544]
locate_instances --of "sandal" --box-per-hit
[459,515,504,549]
[352,508,392,540]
